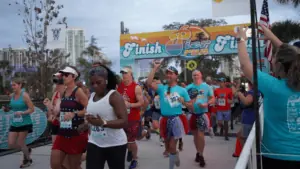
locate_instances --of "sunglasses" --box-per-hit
[62,72,71,77]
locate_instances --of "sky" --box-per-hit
[0,0,299,72]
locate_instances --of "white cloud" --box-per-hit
[0,0,299,72]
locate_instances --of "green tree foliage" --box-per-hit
[271,20,300,43]
[9,0,70,98]
[277,0,300,7]
[77,36,112,84]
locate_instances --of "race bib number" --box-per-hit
[167,93,180,108]
[59,112,72,129]
[218,98,226,106]
[13,112,23,123]
[91,126,107,138]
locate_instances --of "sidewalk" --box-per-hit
[0,134,237,169]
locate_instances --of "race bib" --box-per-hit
[91,126,107,138]
[59,112,72,129]
[167,93,180,108]
[218,98,226,106]
[13,112,23,123]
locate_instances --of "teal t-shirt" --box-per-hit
[156,84,190,116]
[9,91,32,127]
[257,70,300,161]
[186,83,213,114]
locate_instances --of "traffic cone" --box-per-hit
[232,138,242,157]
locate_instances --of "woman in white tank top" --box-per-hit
[85,66,128,169]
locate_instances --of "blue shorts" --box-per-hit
[152,111,161,121]
[217,110,231,121]
[165,116,185,140]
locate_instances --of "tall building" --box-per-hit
[65,28,85,66]
[219,55,241,81]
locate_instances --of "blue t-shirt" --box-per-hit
[186,83,213,114]
[241,90,260,125]
[257,70,300,161]
[156,84,190,116]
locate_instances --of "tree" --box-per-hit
[0,60,13,91]
[162,18,235,82]
[271,20,300,43]
[77,36,112,84]
[10,0,69,98]
[277,0,300,7]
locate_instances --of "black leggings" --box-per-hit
[86,143,127,169]
[262,156,300,169]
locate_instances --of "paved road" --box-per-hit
[0,134,237,169]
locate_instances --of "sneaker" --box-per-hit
[127,151,133,162]
[20,159,32,168]
[128,160,138,169]
[175,152,180,167]
[195,153,200,162]
[159,137,164,147]
[199,155,206,167]
[208,128,215,138]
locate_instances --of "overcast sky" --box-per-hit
[0,0,299,71]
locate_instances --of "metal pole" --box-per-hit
[250,0,262,169]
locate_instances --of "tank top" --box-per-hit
[87,91,127,148]
[10,91,32,127]
[117,82,140,121]
[58,87,85,137]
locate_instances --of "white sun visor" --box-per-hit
[59,66,78,77]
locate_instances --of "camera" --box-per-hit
[53,77,64,84]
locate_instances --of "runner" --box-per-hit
[2,78,34,168]
[214,78,233,140]
[51,66,89,169]
[117,66,144,169]
[44,72,65,143]
[146,61,191,169]
[85,65,128,169]
[186,70,215,167]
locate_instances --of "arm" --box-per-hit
[237,92,253,106]
[23,92,35,114]
[130,85,144,108]
[106,91,128,129]
[207,86,215,105]
[75,88,88,117]
[260,24,283,48]
[146,67,159,91]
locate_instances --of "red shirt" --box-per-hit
[214,88,233,111]
[117,82,140,121]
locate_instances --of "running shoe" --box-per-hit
[128,160,138,169]
[208,127,215,138]
[159,137,164,147]
[199,155,206,167]
[20,159,32,168]
[195,153,200,162]
[178,140,183,151]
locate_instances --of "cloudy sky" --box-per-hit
[0,0,299,72]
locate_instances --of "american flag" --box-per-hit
[258,0,273,65]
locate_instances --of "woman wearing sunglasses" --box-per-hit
[50,66,89,169]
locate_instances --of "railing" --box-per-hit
[234,104,264,169]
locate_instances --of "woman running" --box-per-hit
[2,78,34,168]
[50,66,88,169]
[85,65,128,169]
[44,72,65,143]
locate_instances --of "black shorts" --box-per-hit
[51,124,60,135]
[9,124,33,133]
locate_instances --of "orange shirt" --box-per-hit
[214,88,233,111]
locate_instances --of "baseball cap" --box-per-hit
[293,41,300,48]
[59,66,78,77]
[120,67,132,74]
[166,66,178,75]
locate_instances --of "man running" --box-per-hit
[117,66,144,169]
[147,61,191,169]
[214,78,233,140]
[186,70,215,167]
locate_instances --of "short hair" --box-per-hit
[89,65,118,91]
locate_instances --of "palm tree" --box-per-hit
[277,0,300,7]
[271,20,300,43]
